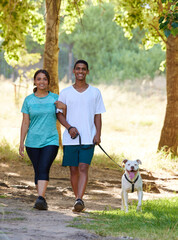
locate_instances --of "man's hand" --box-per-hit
[93,133,101,145]
[68,127,79,139]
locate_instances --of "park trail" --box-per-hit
[0,159,177,240]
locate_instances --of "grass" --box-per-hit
[70,197,178,240]
[0,138,31,164]
[92,152,125,170]
[0,195,7,199]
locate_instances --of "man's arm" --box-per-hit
[93,114,102,145]
[56,112,79,139]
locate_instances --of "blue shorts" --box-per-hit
[62,145,95,167]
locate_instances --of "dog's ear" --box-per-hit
[136,159,142,165]
[122,159,128,164]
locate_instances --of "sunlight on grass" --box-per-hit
[92,153,125,170]
[0,138,30,163]
[70,197,178,240]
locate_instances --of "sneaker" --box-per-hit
[73,199,85,212]
[33,196,48,210]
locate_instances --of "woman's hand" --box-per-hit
[55,101,66,110]
[19,143,24,157]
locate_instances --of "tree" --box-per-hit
[43,0,61,94]
[114,0,178,155]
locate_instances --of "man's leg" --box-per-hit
[77,163,89,199]
[70,163,89,200]
[71,163,89,212]
[69,166,79,198]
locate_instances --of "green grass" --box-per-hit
[92,153,125,170]
[0,195,7,199]
[0,138,31,164]
[0,138,63,164]
[70,197,178,240]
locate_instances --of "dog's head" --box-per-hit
[122,159,142,180]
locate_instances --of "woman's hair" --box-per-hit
[33,69,50,93]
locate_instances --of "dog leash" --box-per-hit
[97,144,124,171]
[68,127,124,171]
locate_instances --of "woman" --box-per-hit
[19,69,66,210]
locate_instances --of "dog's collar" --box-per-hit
[124,173,139,193]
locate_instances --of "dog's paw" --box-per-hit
[136,206,142,212]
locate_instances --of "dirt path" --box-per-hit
[0,159,177,240]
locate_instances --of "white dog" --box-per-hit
[121,159,143,212]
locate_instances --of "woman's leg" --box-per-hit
[26,147,41,186]
[37,145,58,197]
[37,180,49,198]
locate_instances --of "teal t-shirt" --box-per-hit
[21,91,59,148]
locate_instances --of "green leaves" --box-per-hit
[0,0,45,64]
[164,29,171,38]
[61,0,86,34]
[114,0,177,49]
[158,0,178,38]
[159,16,165,23]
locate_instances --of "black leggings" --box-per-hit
[26,145,59,185]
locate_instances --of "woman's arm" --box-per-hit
[55,101,67,118]
[19,113,30,157]
[93,114,102,145]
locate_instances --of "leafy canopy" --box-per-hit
[0,0,45,64]
[114,0,178,49]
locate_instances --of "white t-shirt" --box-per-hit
[57,85,106,145]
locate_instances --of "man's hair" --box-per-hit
[73,60,89,70]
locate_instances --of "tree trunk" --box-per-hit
[158,35,178,155]
[43,0,62,147]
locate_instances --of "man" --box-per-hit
[56,60,105,212]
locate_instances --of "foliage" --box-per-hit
[59,3,165,82]
[114,0,178,49]
[7,49,41,68]
[0,0,45,64]
[158,0,178,38]
[60,0,86,34]
[70,197,178,240]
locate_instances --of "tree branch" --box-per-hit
[149,23,167,44]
